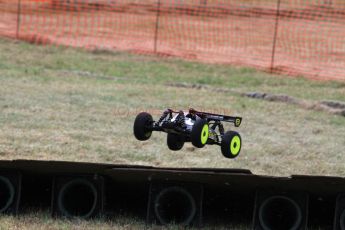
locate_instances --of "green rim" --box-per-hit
[230,135,241,156]
[200,124,209,145]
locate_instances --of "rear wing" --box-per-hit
[190,109,242,127]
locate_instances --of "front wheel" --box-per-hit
[167,133,184,151]
[133,112,153,141]
[191,119,209,148]
[221,131,242,158]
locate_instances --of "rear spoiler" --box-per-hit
[190,109,242,127]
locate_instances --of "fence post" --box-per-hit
[154,0,162,53]
[270,0,282,73]
[16,0,22,39]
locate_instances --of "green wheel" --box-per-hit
[167,133,184,151]
[133,112,153,141]
[221,131,241,158]
[191,119,209,148]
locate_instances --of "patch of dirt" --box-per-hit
[320,100,345,110]
[244,92,301,105]
[168,82,345,117]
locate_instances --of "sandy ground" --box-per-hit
[1,1,345,81]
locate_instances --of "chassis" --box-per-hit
[133,108,242,158]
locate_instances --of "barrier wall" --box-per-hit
[1,0,345,81]
[1,160,345,229]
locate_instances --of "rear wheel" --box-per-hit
[191,119,209,148]
[133,112,153,141]
[221,131,242,158]
[167,133,184,151]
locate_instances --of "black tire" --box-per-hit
[221,131,242,158]
[154,186,196,226]
[191,119,209,148]
[167,133,184,151]
[133,112,153,141]
[57,179,98,219]
[0,176,15,213]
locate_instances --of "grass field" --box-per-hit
[0,38,344,229]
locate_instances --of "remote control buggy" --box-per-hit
[133,108,242,158]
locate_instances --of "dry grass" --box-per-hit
[0,212,145,230]
[0,38,344,229]
[0,212,248,230]
[0,38,344,176]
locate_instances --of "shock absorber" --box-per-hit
[156,109,171,126]
[218,122,225,136]
[175,110,186,128]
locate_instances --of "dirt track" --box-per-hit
[1,1,345,81]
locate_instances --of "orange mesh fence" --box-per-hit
[1,0,345,81]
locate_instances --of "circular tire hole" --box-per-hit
[57,179,98,218]
[259,196,302,230]
[154,186,196,226]
[0,176,15,213]
[339,209,345,230]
